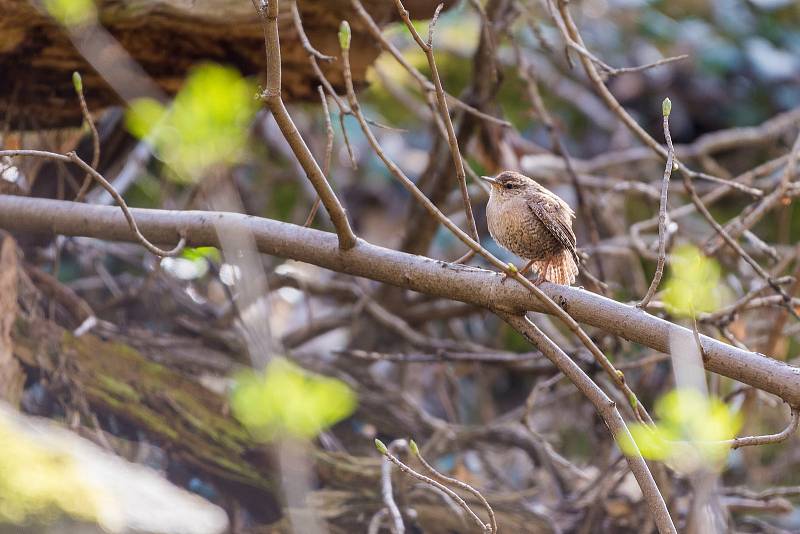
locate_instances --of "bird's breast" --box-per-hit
[486,195,559,260]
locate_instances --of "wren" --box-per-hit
[480,171,579,285]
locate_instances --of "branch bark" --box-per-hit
[255,0,357,250]
[1,196,799,407]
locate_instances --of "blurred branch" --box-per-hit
[376,439,491,533]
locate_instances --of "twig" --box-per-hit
[639,99,675,308]
[699,276,793,324]
[304,86,333,227]
[550,0,753,221]
[381,440,406,534]
[724,408,799,450]
[391,0,481,250]
[564,39,688,79]
[252,0,357,250]
[375,439,490,533]
[705,133,800,255]
[0,149,185,256]
[350,0,511,128]
[680,160,800,321]
[408,439,497,534]
[71,72,101,202]
[289,1,334,62]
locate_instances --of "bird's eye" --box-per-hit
[503,182,514,189]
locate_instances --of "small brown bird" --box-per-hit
[480,171,579,285]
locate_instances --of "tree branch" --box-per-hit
[253,0,357,250]
[2,195,799,407]
[500,313,676,534]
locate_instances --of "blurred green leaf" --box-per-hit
[44,0,96,26]
[662,244,727,317]
[617,389,743,472]
[231,358,357,440]
[126,64,258,181]
[180,247,221,263]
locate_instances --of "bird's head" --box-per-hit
[479,171,541,199]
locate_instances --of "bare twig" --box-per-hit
[391,0,480,250]
[71,72,101,202]
[375,439,490,533]
[500,313,676,534]
[350,0,511,128]
[0,149,185,256]
[289,1,334,62]
[705,133,800,254]
[252,0,357,250]
[409,440,497,534]
[639,99,675,308]
[381,440,406,534]
[725,408,799,450]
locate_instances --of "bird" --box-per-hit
[479,171,580,286]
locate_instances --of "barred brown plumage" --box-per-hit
[480,171,579,285]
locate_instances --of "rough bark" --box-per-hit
[0,0,454,129]
[0,234,24,406]
[11,313,554,532]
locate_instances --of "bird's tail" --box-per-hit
[533,249,579,286]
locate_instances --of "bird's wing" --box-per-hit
[527,196,579,263]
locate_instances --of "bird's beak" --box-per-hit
[478,175,499,186]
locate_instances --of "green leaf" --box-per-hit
[618,424,672,461]
[44,0,96,26]
[125,64,258,181]
[180,246,221,263]
[231,358,357,441]
[375,439,388,455]
[616,389,743,472]
[662,244,728,317]
[408,439,419,456]
[125,98,166,140]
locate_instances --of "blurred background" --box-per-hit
[1,0,800,532]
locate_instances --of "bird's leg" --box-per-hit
[533,259,551,286]
[501,260,535,284]
[519,259,535,276]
